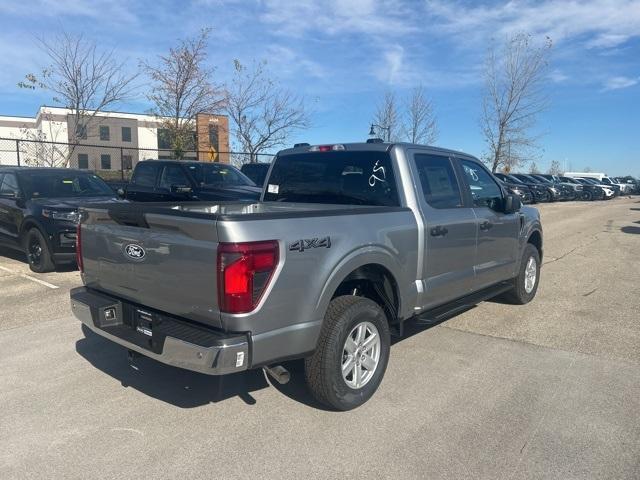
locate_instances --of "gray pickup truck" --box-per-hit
[70,142,543,410]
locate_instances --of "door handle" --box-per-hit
[430,225,448,237]
[479,221,493,231]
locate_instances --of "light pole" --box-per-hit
[369,123,390,141]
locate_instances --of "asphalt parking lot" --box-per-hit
[1,198,639,479]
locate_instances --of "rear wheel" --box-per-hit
[581,190,593,201]
[305,296,390,411]
[24,228,55,273]
[502,243,540,305]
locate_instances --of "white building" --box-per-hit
[0,106,229,169]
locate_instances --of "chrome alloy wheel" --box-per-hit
[342,321,381,389]
[524,256,537,293]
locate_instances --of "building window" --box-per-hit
[209,125,219,149]
[122,126,132,142]
[100,154,111,170]
[99,125,110,141]
[76,124,87,140]
[158,128,171,150]
[78,153,89,169]
[122,155,133,170]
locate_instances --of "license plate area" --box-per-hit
[135,309,154,338]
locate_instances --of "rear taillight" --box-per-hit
[217,241,279,314]
[76,223,83,272]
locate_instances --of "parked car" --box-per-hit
[71,142,543,411]
[535,174,581,200]
[509,174,553,202]
[571,178,614,200]
[124,160,262,202]
[578,177,619,198]
[0,167,118,272]
[529,174,576,201]
[240,162,271,187]
[493,173,534,204]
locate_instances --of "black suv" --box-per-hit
[124,160,262,202]
[0,167,118,272]
[240,162,271,187]
[493,173,534,204]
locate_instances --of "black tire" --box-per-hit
[305,295,391,411]
[24,228,55,273]
[502,243,540,305]
[581,190,593,201]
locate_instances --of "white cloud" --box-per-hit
[602,76,639,91]
[377,45,405,85]
[260,0,415,38]
[265,45,327,79]
[425,0,640,49]
[549,70,568,83]
[0,0,139,24]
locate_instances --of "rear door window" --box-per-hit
[413,153,463,209]
[159,165,189,190]
[0,173,19,196]
[263,151,399,206]
[131,163,160,187]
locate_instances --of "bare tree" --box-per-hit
[529,161,540,174]
[481,33,552,172]
[547,159,562,175]
[402,86,438,144]
[372,91,400,142]
[142,28,225,159]
[19,31,137,153]
[14,112,69,167]
[226,60,311,162]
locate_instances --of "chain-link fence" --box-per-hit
[0,137,274,181]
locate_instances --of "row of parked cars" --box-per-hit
[494,172,638,204]
[0,156,637,274]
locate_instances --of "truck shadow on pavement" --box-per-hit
[76,310,465,411]
[76,325,271,408]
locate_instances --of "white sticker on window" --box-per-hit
[268,184,279,194]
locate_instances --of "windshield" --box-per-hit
[506,175,524,184]
[561,177,579,184]
[185,163,255,187]
[581,178,600,185]
[19,171,114,199]
[513,174,537,183]
[263,151,399,206]
[532,175,552,184]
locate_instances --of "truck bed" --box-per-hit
[79,201,414,332]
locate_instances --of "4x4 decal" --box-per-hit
[289,236,331,252]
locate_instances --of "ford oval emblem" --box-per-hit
[124,244,146,260]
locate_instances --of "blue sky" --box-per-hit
[0,0,639,175]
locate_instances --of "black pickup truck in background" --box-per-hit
[122,160,262,202]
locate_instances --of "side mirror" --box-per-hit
[170,184,192,195]
[503,194,522,214]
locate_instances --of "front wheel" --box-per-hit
[24,228,55,273]
[581,190,593,201]
[305,296,390,411]
[502,244,540,305]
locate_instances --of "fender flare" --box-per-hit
[312,245,409,326]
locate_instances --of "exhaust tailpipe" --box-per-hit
[263,365,290,385]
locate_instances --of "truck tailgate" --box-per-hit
[80,205,222,328]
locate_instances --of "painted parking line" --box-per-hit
[0,265,59,290]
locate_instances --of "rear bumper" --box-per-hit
[70,287,250,375]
